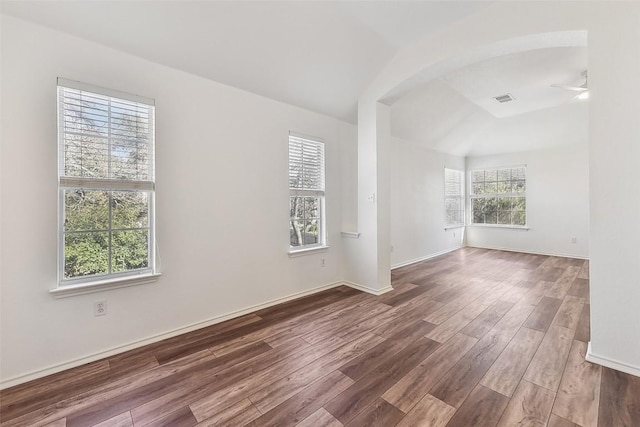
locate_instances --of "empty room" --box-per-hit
[1,1,639,427]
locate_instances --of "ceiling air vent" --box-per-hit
[494,93,515,103]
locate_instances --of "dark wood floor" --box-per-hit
[1,248,639,427]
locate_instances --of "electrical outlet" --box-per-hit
[571,237,577,244]
[94,300,107,316]
[390,245,394,252]
[320,258,326,267]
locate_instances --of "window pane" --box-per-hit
[497,180,511,193]
[63,134,109,178]
[497,197,512,211]
[485,210,497,224]
[64,231,109,278]
[64,189,109,232]
[303,197,319,220]
[472,199,485,223]
[513,197,526,211]
[290,197,304,219]
[112,230,149,272]
[303,220,319,245]
[513,211,526,226]
[471,170,485,183]
[485,169,497,182]
[473,183,485,195]
[498,168,511,181]
[290,219,304,247]
[112,191,149,229]
[498,210,512,225]
[513,180,526,193]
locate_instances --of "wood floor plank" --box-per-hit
[245,370,354,427]
[91,412,133,427]
[42,420,66,427]
[496,380,555,427]
[342,398,404,427]
[382,333,477,413]
[324,336,440,424]
[296,408,343,427]
[552,296,585,330]
[545,266,581,299]
[552,340,601,427]
[0,360,111,423]
[480,327,545,397]
[192,399,260,427]
[459,300,514,339]
[339,321,434,381]
[548,414,580,427]
[523,296,563,332]
[523,325,575,391]
[143,406,197,427]
[425,300,489,343]
[567,278,590,301]
[430,302,535,408]
[598,366,640,427]
[248,332,386,413]
[395,394,455,427]
[445,385,509,427]
[574,304,591,343]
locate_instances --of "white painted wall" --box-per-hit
[587,6,640,376]
[466,144,589,259]
[390,137,465,268]
[0,16,356,385]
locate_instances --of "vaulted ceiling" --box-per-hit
[1,1,588,156]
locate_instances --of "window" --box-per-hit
[444,168,464,227]
[288,133,325,251]
[57,79,156,286]
[470,166,526,226]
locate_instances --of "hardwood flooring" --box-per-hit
[1,248,639,427]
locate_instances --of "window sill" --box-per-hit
[444,225,465,230]
[288,246,329,257]
[50,273,161,298]
[468,224,530,230]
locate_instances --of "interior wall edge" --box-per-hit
[465,244,589,260]
[586,342,640,379]
[390,246,463,270]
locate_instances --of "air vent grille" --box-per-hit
[494,93,515,103]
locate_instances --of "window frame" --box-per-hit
[288,132,327,254]
[55,79,158,291]
[444,168,465,228]
[468,165,527,228]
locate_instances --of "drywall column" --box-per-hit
[587,6,640,376]
[342,101,391,294]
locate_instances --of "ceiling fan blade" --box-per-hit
[551,84,587,92]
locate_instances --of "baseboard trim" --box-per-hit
[342,281,393,296]
[465,245,589,260]
[391,247,462,270]
[586,342,640,378]
[0,280,347,390]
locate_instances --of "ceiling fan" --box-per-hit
[551,70,589,100]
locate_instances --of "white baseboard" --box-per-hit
[585,342,640,378]
[465,245,589,260]
[342,281,393,296]
[391,246,462,270]
[0,280,348,390]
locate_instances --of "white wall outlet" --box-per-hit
[391,245,394,252]
[571,237,577,244]
[320,258,326,267]
[94,300,107,316]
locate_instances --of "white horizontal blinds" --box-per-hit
[444,168,464,226]
[289,134,325,195]
[58,83,155,190]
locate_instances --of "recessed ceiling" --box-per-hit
[442,47,588,118]
[391,47,589,156]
